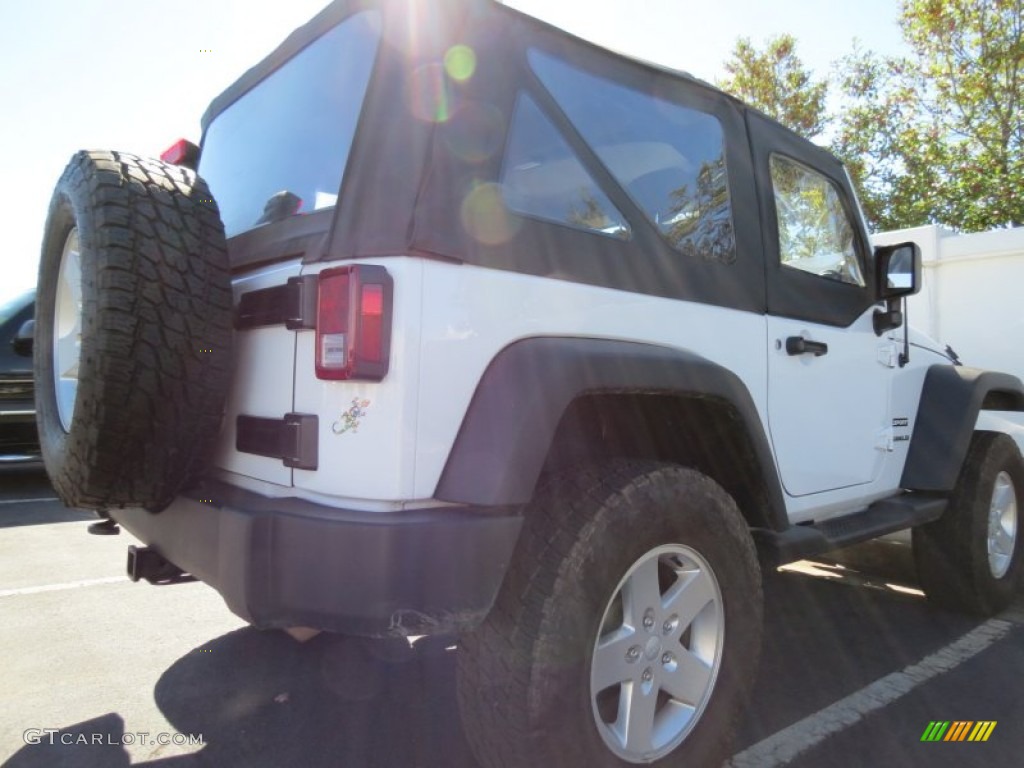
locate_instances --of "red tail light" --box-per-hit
[316,265,393,380]
[160,138,200,170]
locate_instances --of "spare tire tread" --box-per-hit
[36,150,233,511]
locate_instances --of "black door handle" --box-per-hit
[786,336,829,357]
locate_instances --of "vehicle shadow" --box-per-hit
[5,713,132,768]
[147,628,478,767]
[6,629,478,768]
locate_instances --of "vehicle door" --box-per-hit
[750,112,897,497]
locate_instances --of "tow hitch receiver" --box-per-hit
[126,545,196,585]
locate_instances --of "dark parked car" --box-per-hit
[0,289,39,464]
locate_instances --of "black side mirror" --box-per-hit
[875,241,922,300]
[873,242,921,335]
[12,318,34,357]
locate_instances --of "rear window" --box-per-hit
[199,11,381,238]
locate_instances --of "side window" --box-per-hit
[529,50,735,264]
[769,155,865,286]
[501,94,629,239]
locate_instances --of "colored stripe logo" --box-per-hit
[921,721,996,742]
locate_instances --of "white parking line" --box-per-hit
[0,576,128,598]
[0,497,60,505]
[727,618,1014,768]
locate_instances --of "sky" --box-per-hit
[0,0,905,304]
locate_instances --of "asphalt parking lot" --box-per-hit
[2,467,1022,768]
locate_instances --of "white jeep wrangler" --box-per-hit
[34,1,1024,765]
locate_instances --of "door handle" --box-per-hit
[786,336,828,357]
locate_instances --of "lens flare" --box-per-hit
[444,44,477,82]
[408,63,450,123]
[443,101,505,163]
[460,182,520,245]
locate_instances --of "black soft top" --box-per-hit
[201,0,739,133]
[202,0,362,131]
[206,0,853,318]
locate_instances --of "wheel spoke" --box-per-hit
[661,569,715,631]
[660,648,713,706]
[592,627,639,693]
[622,556,661,628]
[64,246,82,305]
[56,329,80,379]
[618,680,657,753]
[992,524,1014,556]
[985,472,1019,579]
[992,483,1014,516]
[57,379,77,426]
[54,228,82,432]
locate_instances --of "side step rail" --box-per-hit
[753,493,947,567]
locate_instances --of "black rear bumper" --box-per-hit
[110,480,522,637]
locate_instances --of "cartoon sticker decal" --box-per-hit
[333,398,371,435]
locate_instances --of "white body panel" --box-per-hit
[219,258,772,510]
[766,310,893,497]
[411,261,770,501]
[214,254,1009,524]
[781,333,937,523]
[217,257,774,511]
[291,259,424,502]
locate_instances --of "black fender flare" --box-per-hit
[902,365,1024,491]
[434,336,787,530]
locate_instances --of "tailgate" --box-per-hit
[212,260,303,487]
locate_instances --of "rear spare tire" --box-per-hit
[35,150,233,511]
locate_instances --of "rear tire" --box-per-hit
[35,150,233,512]
[913,432,1023,615]
[456,460,763,768]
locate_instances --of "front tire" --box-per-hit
[913,432,1024,615]
[456,461,763,768]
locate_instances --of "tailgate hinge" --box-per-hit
[285,274,318,330]
[235,274,317,330]
[236,413,319,470]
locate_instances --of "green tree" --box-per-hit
[719,34,829,138]
[721,1,1024,232]
[831,44,949,230]
[834,0,1024,231]
[895,0,1024,229]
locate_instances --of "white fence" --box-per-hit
[872,224,1024,382]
